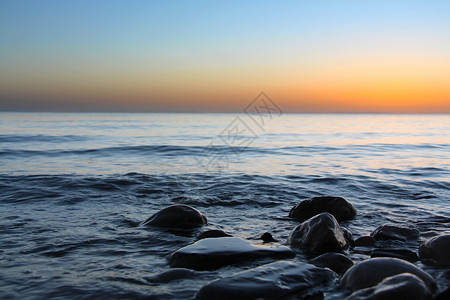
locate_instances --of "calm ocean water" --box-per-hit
[0,112,449,299]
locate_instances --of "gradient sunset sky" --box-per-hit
[1,1,449,113]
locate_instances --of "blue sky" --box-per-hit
[1,1,449,112]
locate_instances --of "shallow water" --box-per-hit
[0,113,449,299]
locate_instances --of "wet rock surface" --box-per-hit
[354,236,376,247]
[197,229,232,240]
[289,196,357,221]
[340,257,436,293]
[371,248,419,262]
[142,205,207,228]
[169,237,295,270]
[195,261,337,300]
[311,252,354,274]
[260,232,278,243]
[144,268,198,284]
[345,273,432,300]
[288,212,350,254]
[419,234,450,266]
[370,224,420,241]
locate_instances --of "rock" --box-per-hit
[143,268,197,283]
[434,285,450,300]
[342,227,354,246]
[197,229,231,240]
[341,257,436,293]
[371,248,418,262]
[196,261,336,300]
[346,273,432,300]
[311,252,354,274]
[142,205,207,228]
[260,232,277,243]
[354,236,376,247]
[169,237,295,270]
[418,234,450,266]
[288,212,350,254]
[289,196,357,221]
[370,224,420,241]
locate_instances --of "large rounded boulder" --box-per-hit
[340,257,436,293]
[418,234,450,266]
[142,205,207,228]
[346,273,432,300]
[289,196,357,221]
[370,224,420,241]
[288,212,350,254]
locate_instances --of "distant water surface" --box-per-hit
[0,113,449,299]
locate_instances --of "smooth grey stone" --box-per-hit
[288,212,349,254]
[142,205,207,228]
[346,273,432,300]
[289,196,357,221]
[340,257,436,293]
[196,261,336,300]
[419,234,450,266]
[370,224,420,241]
[169,237,295,270]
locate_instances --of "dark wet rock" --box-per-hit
[288,212,350,254]
[341,257,436,293]
[195,260,336,300]
[371,248,418,262]
[311,252,354,274]
[260,232,277,243]
[342,227,354,246]
[169,237,295,270]
[197,229,231,240]
[434,285,450,300]
[419,234,450,266]
[370,224,420,241]
[289,196,357,221]
[370,249,419,262]
[142,205,207,228]
[346,273,432,300]
[143,268,197,283]
[354,236,376,247]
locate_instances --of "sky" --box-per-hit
[0,1,449,113]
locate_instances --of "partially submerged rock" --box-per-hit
[311,252,354,274]
[197,229,231,240]
[169,237,294,270]
[340,257,436,293]
[354,236,376,247]
[370,224,420,241]
[346,273,432,300]
[142,205,207,228]
[418,234,450,266]
[289,196,357,221]
[260,232,277,243]
[371,248,418,262]
[144,268,197,283]
[196,261,336,300]
[288,212,350,254]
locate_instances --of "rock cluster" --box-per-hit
[142,198,448,299]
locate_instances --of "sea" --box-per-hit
[0,112,449,299]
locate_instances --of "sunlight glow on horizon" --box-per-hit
[0,1,449,113]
